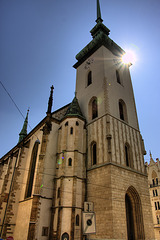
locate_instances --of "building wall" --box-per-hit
[147,157,160,240]
[87,164,154,240]
[52,117,86,240]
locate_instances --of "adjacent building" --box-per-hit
[0,0,155,239]
[147,153,160,240]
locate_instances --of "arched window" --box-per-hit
[87,71,92,86]
[25,141,39,198]
[91,142,97,165]
[76,121,79,126]
[70,127,73,134]
[68,158,72,166]
[116,70,121,84]
[89,97,98,121]
[119,99,127,122]
[125,186,145,240]
[76,214,79,226]
[65,121,68,126]
[92,99,98,119]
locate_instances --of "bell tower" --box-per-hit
[73,0,154,239]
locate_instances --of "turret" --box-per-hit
[18,109,29,143]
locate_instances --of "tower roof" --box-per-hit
[73,0,125,69]
[64,96,85,120]
[18,109,29,143]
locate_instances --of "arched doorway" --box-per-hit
[125,186,145,240]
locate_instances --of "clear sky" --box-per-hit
[0,0,160,162]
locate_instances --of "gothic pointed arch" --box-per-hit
[89,97,98,120]
[119,99,128,122]
[25,141,39,198]
[125,186,145,240]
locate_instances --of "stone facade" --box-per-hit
[147,154,160,240]
[0,1,155,239]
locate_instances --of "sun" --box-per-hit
[122,50,136,65]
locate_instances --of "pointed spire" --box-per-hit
[46,85,54,115]
[149,151,155,165]
[18,109,29,143]
[64,96,84,119]
[96,0,103,23]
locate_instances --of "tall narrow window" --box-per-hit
[25,142,39,198]
[116,70,121,84]
[153,190,155,197]
[119,101,124,120]
[92,142,97,165]
[152,179,155,186]
[125,145,129,167]
[155,202,158,210]
[92,99,98,119]
[76,214,79,226]
[70,127,73,134]
[87,71,92,86]
[156,178,159,185]
[156,190,158,196]
[119,99,128,122]
[68,158,72,166]
[57,187,60,198]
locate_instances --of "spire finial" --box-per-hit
[47,85,54,115]
[18,109,29,143]
[96,0,103,23]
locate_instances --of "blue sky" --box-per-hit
[0,0,160,162]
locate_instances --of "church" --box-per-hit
[0,0,155,239]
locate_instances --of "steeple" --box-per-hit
[96,0,103,23]
[18,109,29,143]
[46,85,54,115]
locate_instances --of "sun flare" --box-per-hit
[122,50,136,65]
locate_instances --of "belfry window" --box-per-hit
[25,141,39,198]
[116,70,121,84]
[89,97,98,121]
[92,99,98,119]
[119,99,128,122]
[87,71,92,86]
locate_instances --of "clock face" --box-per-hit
[85,58,94,69]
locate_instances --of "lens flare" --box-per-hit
[122,50,136,65]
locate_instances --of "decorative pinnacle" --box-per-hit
[18,109,29,143]
[96,0,103,23]
[47,85,54,114]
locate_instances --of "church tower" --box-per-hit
[74,0,154,239]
